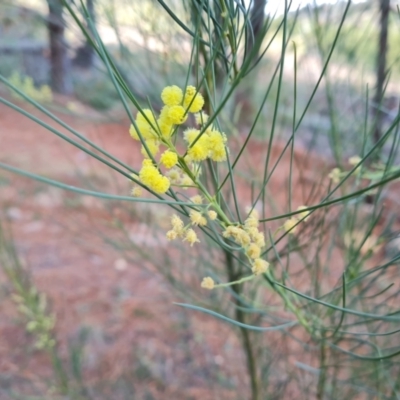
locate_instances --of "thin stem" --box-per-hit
[225,250,259,400]
[316,338,327,400]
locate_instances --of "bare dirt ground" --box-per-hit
[0,96,397,399]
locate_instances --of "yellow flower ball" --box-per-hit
[139,159,170,194]
[157,119,173,138]
[181,175,194,187]
[349,155,361,166]
[223,226,251,247]
[171,215,184,232]
[185,85,196,98]
[130,109,157,140]
[223,226,241,239]
[139,160,156,184]
[161,85,183,106]
[209,144,226,162]
[245,213,259,229]
[348,156,362,175]
[328,167,341,184]
[246,227,258,239]
[188,137,209,162]
[168,105,187,125]
[297,205,310,221]
[153,175,170,194]
[190,195,203,204]
[190,211,207,227]
[129,124,140,140]
[184,228,200,246]
[137,109,156,125]
[201,277,215,290]
[253,231,265,248]
[167,168,181,183]
[159,106,172,123]
[184,85,204,113]
[141,139,160,158]
[236,229,251,247]
[246,243,261,259]
[166,230,178,240]
[208,210,217,220]
[252,259,269,275]
[131,186,142,197]
[207,130,226,149]
[160,150,178,169]
[194,112,209,125]
[283,218,298,234]
[142,159,154,167]
[184,154,192,163]
[184,128,201,144]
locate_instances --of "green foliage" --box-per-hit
[293,1,400,76]
[7,71,52,103]
[0,1,47,43]
[74,72,120,110]
[0,54,21,78]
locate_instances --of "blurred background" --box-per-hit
[1,0,400,399]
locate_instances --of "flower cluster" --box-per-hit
[128,85,227,195]
[128,86,274,292]
[166,213,200,246]
[139,159,170,194]
[201,277,215,290]
[328,167,342,184]
[13,290,56,350]
[166,195,214,247]
[223,210,269,276]
[283,205,310,235]
[184,127,227,162]
[328,155,364,186]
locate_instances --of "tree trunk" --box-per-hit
[47,0,73,95]
[84,0,96,68]
[73,0,96,68]
[373,0,390,143]
[245,0,267,64]
[235,0,267,128]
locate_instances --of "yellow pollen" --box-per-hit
[171,215,184,232]
[283,218,298,234]
[161,85,183,106]
[349,155,362,166]
[195,112,209,125]
[184,86,204,113]
[184,229,200,246]
[190,195,203,204]
[131,186,142,197]
[160,150,178,169]
[208,210,217,220]
[166,230,178,241]
[328,167,341,184]
[297,205,310,221]
[190,211,207,226]
[246,243,261,259]
[168,105,187,125]
[201,277,215,290]
[252,259,270,275]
